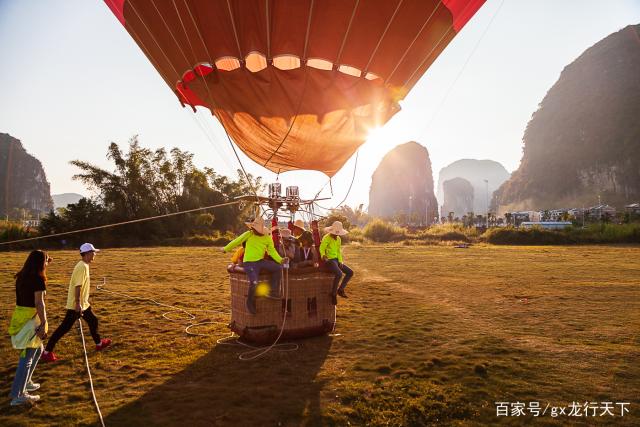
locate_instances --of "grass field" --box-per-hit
[1,245,639,426]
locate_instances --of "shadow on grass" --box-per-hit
[105,335,333,426]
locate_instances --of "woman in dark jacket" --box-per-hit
[8,250,50,406]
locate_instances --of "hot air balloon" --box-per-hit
[104,0,485,344]
[105,0,484,176]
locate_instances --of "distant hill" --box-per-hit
[494,24,640,212]
[52,193,84,209]
[437,159,510,214]
[369,142,438,224]
[0,133,53,218]
[442,177,474,219]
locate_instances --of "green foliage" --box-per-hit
[195,213,214,226]
[482,226,573,245]
[37,136,263,247]
[345,227,364,243]
[330,204,369,228]
[0,221,36,244]
[363,219,406,242]
[416,223,479,242]
[320,212,351,231]
[164,231,234,247]
[482,223,640,245]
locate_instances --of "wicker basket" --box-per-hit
[229,268,336,344]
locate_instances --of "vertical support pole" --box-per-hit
[311,220,323,267]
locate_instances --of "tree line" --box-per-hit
[38,136,262,247]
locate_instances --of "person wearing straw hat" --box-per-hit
[292,219,314,246]
[319,221,354,304]
[42,243,111,363]
[223,218,287,314]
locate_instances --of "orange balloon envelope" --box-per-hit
[105,0,485,176]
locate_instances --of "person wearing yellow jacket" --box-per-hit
[223,218,287,314]
[319,221,354,305]
[9,250,50,406]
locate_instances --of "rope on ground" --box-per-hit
[96,279,228,337]
[0,200,241,246]
[96,278,301,359]
[77,319,106,427]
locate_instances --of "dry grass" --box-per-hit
[0,245,638,426]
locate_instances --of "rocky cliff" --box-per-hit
[0,133,53,218]
[493,24,640,212]
[368,142,438,224]
[437,159,510,214]
[442,177,474,219]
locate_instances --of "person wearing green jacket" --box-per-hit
[319,221,354,305]
[223,218,286,314]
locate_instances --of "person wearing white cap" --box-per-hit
[42,243,111,362]
[223,218,287,314]
[319,221,354,304]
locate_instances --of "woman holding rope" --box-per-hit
[8,250,50,406]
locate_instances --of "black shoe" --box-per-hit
[337,289,348,298]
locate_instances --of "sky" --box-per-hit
[1,0,639,210]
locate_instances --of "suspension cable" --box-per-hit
[313,151,359,211]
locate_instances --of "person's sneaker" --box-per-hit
[10,393,40,406]
[337,289,348,298]
[25,382,40,392]
[96,338,112,351]
[41,351,59,363]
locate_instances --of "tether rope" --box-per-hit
[96,279,229,336]
[77,320,106,427]
[0,201,240,246]
[96,277,301,360]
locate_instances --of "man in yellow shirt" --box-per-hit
[319,221,354,305]
[223,218,287,314]
[42,243,111,362]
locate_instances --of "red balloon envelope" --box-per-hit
[105,0,485,176]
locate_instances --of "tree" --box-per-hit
[39,137,264,244]
[321,212,351,231]
[332,204,369,228]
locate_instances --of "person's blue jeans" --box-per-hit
[10,345,42,398]
[325,259,353,293]
[243,259,283,298]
